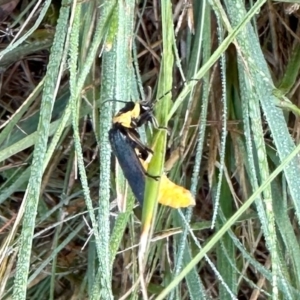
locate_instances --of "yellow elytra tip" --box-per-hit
[141,160,195,208]
[158,173,195,208]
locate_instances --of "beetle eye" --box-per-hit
[141,105,152,110]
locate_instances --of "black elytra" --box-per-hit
[109,126,146,205]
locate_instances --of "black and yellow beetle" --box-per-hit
[108,93,195,208]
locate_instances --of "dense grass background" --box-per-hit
[1,0,300,299]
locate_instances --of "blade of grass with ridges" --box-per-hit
[91,24,116,300]
[108,0,138,275]
[169,1,209,300]
[139,1,173,298]
[69,2,113,299]
[12,2,70,298]
[91,0,136,298]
